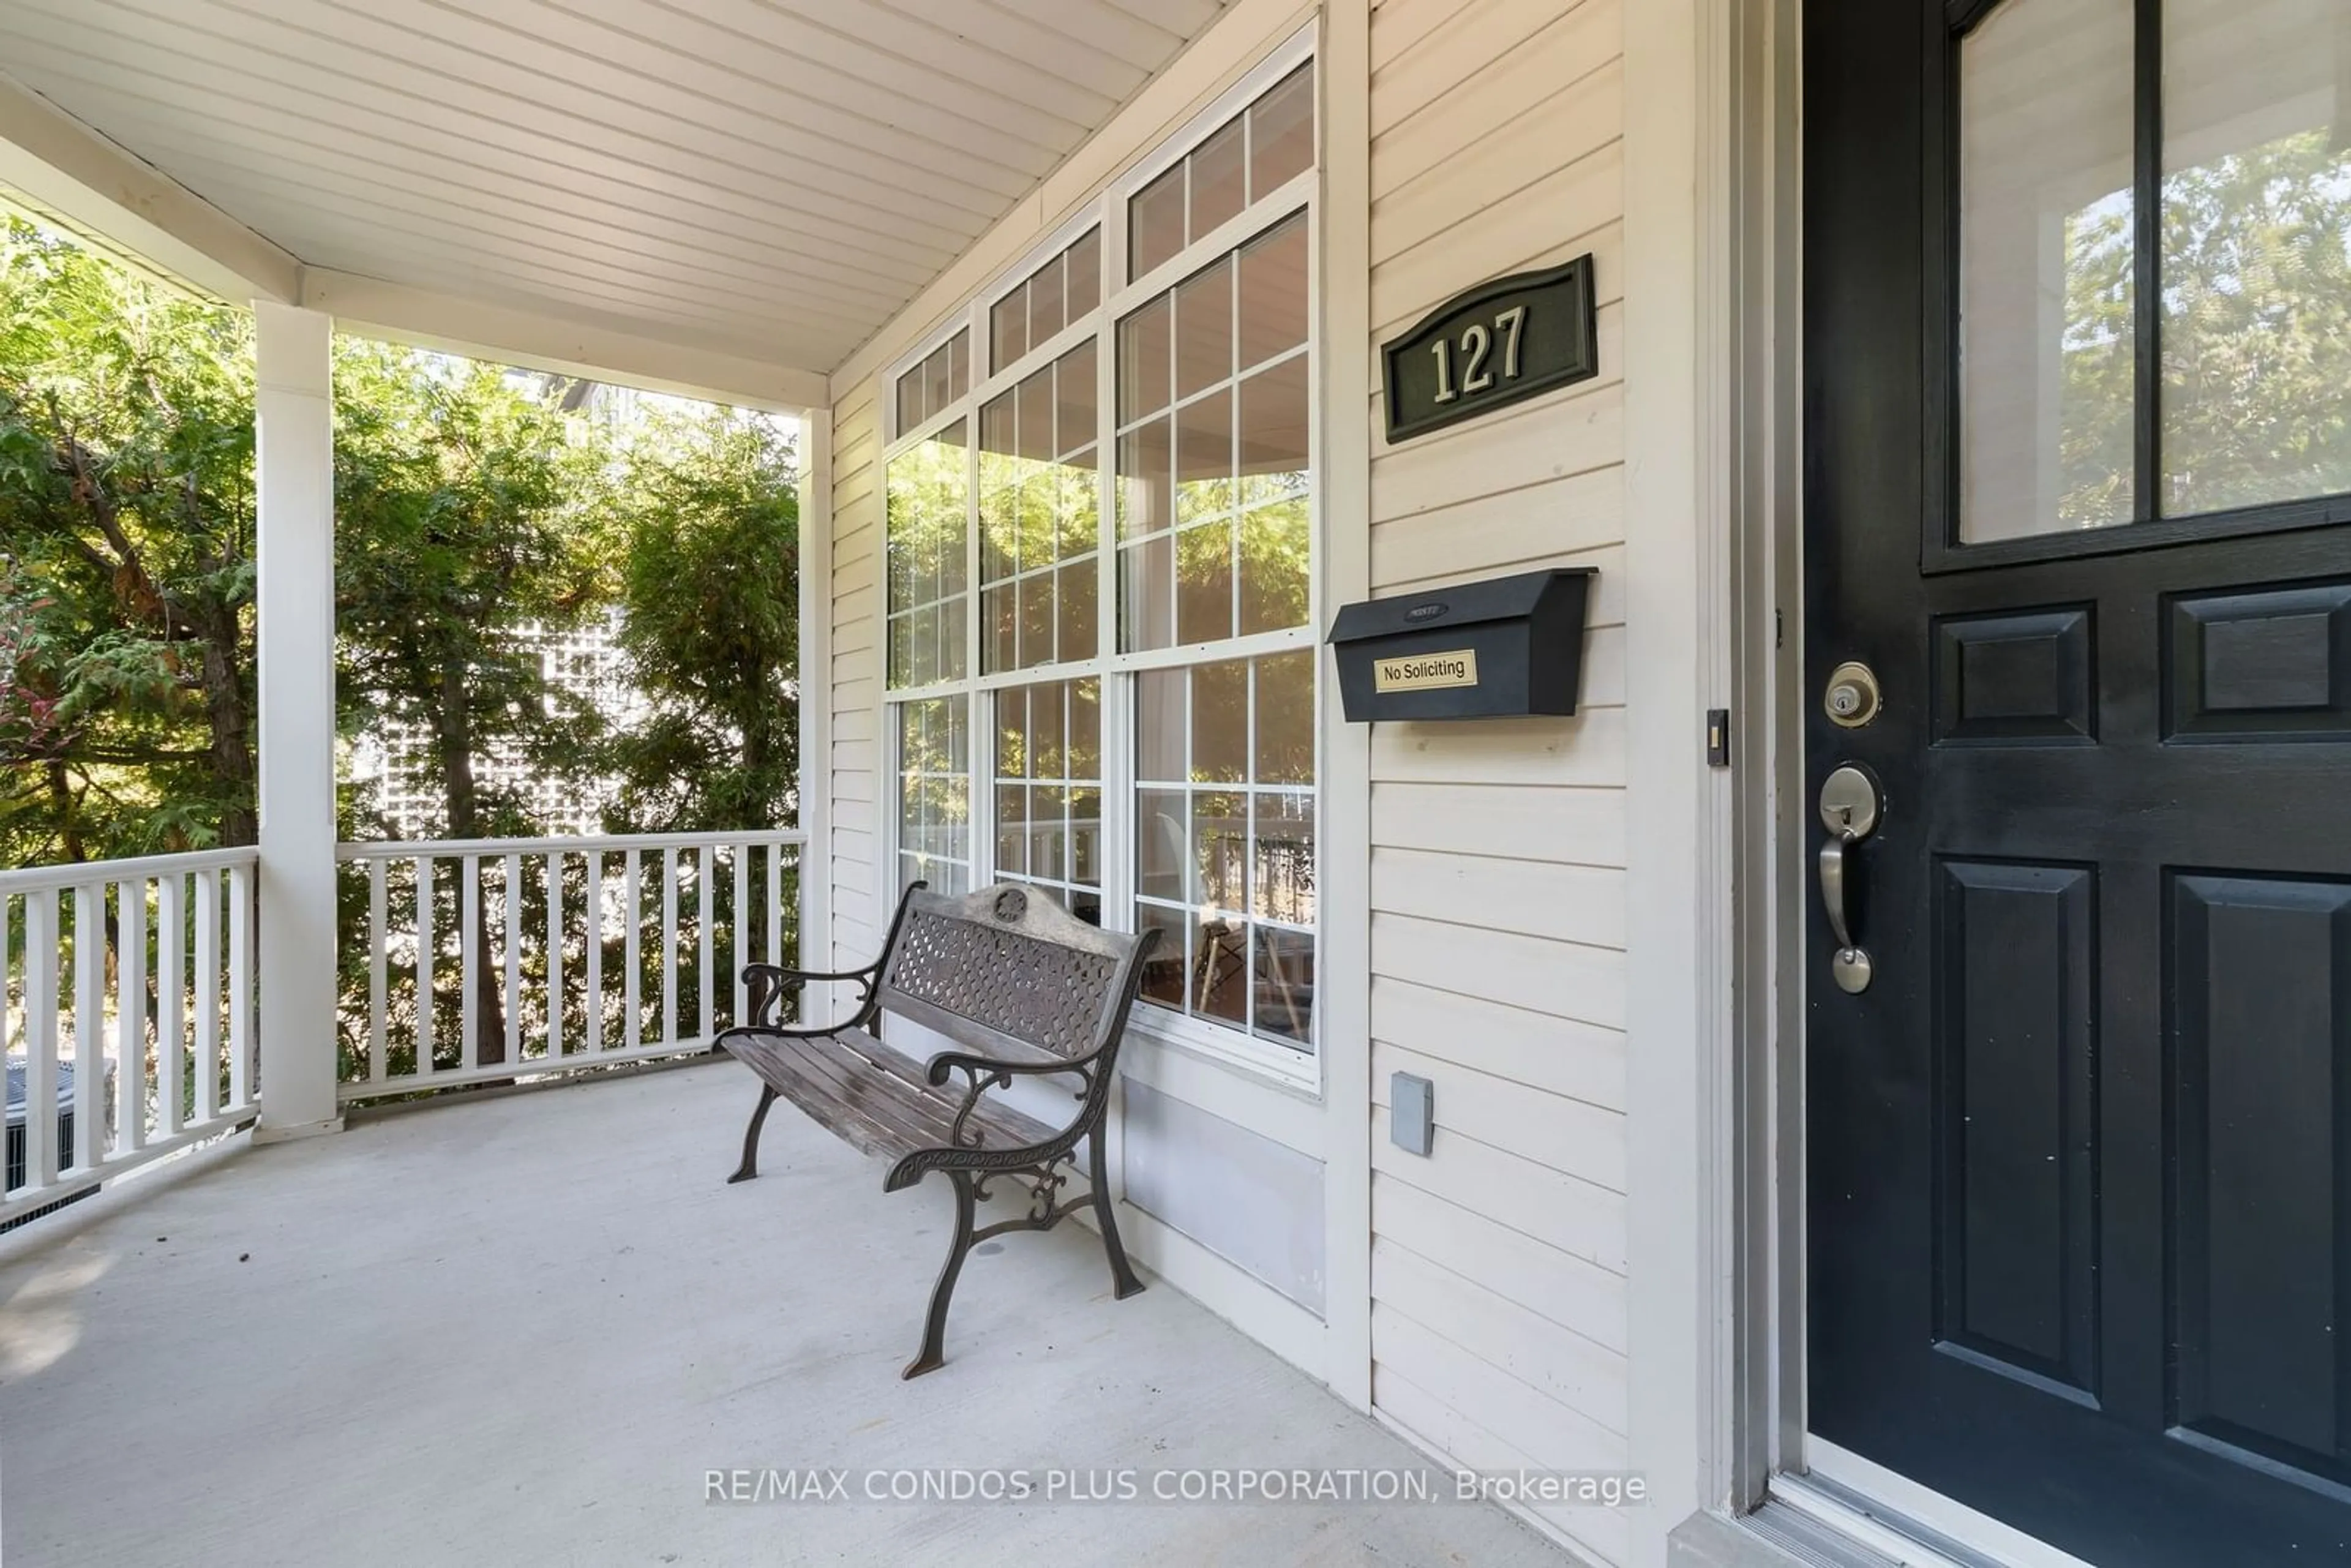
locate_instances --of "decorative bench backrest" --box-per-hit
[877,883,1155,1067]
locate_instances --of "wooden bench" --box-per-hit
[714,881,1162,1378]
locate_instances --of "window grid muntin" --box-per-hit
[1944,0,2351,558]
[894,328,969,441]
[876,31,1319,1074]
[884,418,972,691]
[980,340,1103,675]
[1131,652,1316,1050]
[992,677,1105,926]
[896,694,972,897]
[1116,209,1312,658]
[991,228,1103,378]
[1127,59,1316,284]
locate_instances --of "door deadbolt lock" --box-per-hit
[1824,661,1882,729]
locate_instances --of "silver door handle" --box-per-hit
[1818,763,1882,994]
[1819,836,1857,951]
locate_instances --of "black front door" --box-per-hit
[1805,1,2351,1563]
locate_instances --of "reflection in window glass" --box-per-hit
[2160,0,2351,515]
[1239,219,1309,370]
[990,230,1100,374]
[1957,0,2135,542]
[1130,163,1188,283]
[1190,117,1248,239]
[1128,59,1316,282]
[1119,211,1310,652]
[885,420,970,688]
[979,342,1099,672]
[1250,63,1316,197]
[1132,654,1316,1049]
[896,696,970,896]
[894,329,969,438]
[994,678,1103,925]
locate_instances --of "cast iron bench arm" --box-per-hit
[923,1049,1102,1154]
[739,959,883,1031]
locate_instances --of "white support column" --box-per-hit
[252,302,345,1143]
[1318,0,1374,1415]
[795,407,835,1022]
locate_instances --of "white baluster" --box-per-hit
[583,852,604,1054]
[699,846,715,1040]
[661,848,679,1045]
[503,852,523,1065]
[228,862,253,1111]
[73,882,103,1170]
[23,891,59,1191]
[624,850,642,1052]
[545,850,563,1063]
[732,842,749,1031]
[766,841,784,969]
[119,879,149,1153]
[368,857,388,1086]
[414,857,435,1079]
[157,876,184,1137]
[194,869,219,1124]
[460,856,481,1072]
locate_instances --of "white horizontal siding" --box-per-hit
[1363,1,1631,1551]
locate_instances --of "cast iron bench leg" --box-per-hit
[727,1084,778,1185]
[1090,1130,1146,1300]
[903,1169,977,1379]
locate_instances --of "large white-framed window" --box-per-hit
[880,31,1319,1082]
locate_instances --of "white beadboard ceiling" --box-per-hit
[0,0,1231,377]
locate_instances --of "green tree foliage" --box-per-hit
[602,407,798,834]
[0,220,258,864]
[2159,129,2351,513]
[2061,127,2351,521]
[332,343,613,844]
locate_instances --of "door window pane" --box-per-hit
[1958,0,2137,542]
[2159,0,2351,514]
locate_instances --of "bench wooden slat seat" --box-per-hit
[721,1030,1057,1165]
[713,882,1161,1378]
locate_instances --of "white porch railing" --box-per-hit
[336,830,805,1101]
[0,847,261,1226]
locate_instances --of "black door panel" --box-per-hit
[1805,1,2351,1562]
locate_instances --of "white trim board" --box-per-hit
[0,72,299,303]
[303,270,830,412]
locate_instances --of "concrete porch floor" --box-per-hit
[0,1062,1573,1567]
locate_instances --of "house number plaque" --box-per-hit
[1381,255,1599,445]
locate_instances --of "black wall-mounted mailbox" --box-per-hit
[1326,567,1597,722]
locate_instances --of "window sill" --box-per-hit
[1122,1008,1321,1099]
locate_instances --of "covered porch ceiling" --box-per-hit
[0,0,1233,407]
